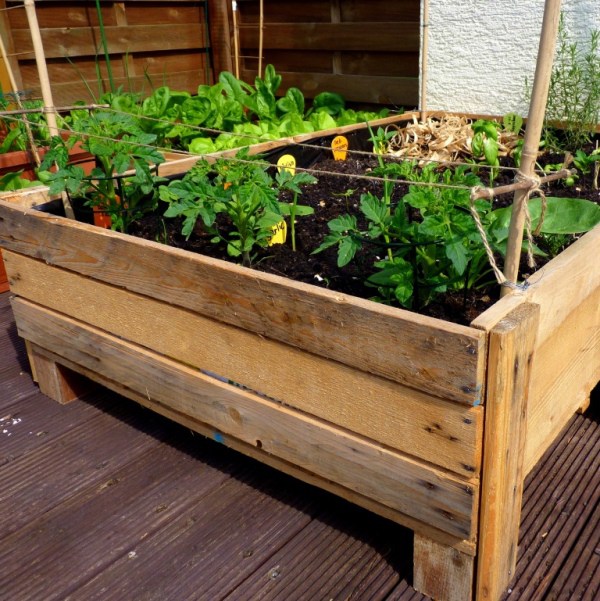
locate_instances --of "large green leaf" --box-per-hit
[490,197,600,234]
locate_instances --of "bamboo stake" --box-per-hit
[232,1,240,78]
[419,0,430,121]
[23,0,58,137]
[258,0,264,78]
[471,168,575,201]
[0,28,41,166]
[23,0,74,219]
[502,0,563,295]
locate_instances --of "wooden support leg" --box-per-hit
[25,341,88,404]
[414,533,475,601]
[476,303,540,600]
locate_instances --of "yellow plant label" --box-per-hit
[268,220,287,246]
[277,154,296,175]
[332,135,349,161]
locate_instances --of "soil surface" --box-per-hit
[130,144,600,325]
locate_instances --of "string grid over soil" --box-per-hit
[131,147,600,325]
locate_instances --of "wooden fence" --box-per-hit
[0,0,213,105]
[234,0,420,107]
[0,0,420,108]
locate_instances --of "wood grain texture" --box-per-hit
[523,288,600,473]
[240,22,419,52]
[413,533,475,601]
[0,201,487,405]
[235,0,420,104]
[11,297,480,541]
[11,24,205,59]
[208,0,233,76]
[25,340,89,404]
[4,251,483,477]
[242,69,417,105]
[473,224,600,475]
[26,341,477,556]
[476,302,540,601]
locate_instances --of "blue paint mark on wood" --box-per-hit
[214,432,224,444]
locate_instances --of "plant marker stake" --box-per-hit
[23,0,75,219]
[332,136,349,161]
[502,0,563,296]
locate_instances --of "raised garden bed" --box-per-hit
[0,115,598,601]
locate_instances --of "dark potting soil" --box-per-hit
[129,149,600,326]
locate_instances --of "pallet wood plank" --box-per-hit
[414,533,475,601]
[239,22,419,52]
[0,201,487,405]
[4,252,483,477]
[11,23,205,58]
[253,70,419,105]
[31,342,477,556]
[11,297,479,540]
[476,303,540,601]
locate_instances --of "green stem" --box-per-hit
[290,193,297,252]
[95,0,115,93]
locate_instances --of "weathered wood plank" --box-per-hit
[28,342,477,556]
[25,340,90,404]
[4,252,483,477]
[414,533,475,601]
[11,23,205,58]
[340,51,420,77]
[0,201,487,405]
[524,288,600,473]
[472,224,600,345]
[21,52,207,84]
[242,69,418,105]
[239,23,419,52]
[476,303,540,601]
[42,70,208,106]
[11,297,480,540]
[473,224,600,474]
[208,0,233,76]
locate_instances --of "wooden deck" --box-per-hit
[0,289,597,600]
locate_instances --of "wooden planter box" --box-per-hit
[0,126,598,601]
[0,142,95,292]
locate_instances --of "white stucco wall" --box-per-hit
[422,0,600,116]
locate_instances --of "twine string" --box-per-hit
[469,187,529,292]
[514,171,547,268]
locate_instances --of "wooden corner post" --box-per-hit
[476,302,540,600]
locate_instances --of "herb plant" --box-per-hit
[532,14,600,151]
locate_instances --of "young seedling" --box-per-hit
[276,169,317,251]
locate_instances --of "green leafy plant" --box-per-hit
[488,196,600,257]
[160,151,284,266]
[535,14,600,151]
[40,110,165,233]
[313,164,494,309]
[276,169,317,251]
[470,119,501,183]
